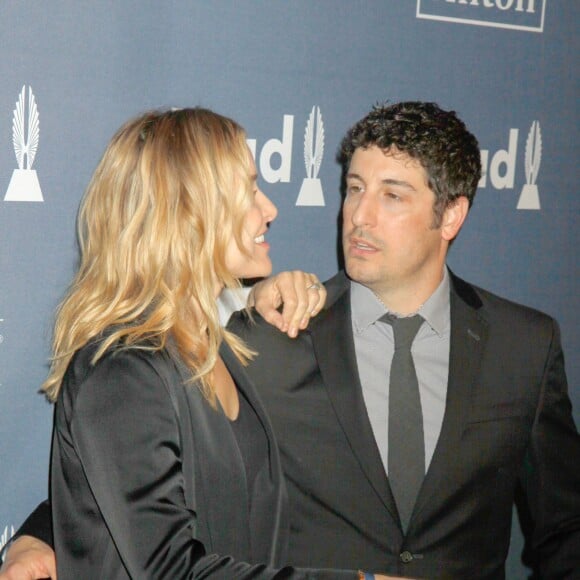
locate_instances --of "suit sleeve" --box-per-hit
[521,319,580,577]
[59,351,355,579]
[13,500,53,548]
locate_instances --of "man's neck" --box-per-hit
[373,267,446,316]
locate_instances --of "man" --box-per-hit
[3,102,579,578]
[232,102,580,578]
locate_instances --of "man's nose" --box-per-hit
[351,194,377,228]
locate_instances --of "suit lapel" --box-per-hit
[411,273,489,525]
[309,275,399,521]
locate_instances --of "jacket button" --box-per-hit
[400,551,413,563]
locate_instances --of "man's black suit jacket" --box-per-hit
[229,270,580,579]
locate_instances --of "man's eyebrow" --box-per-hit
[346,172,417,191]
[381,178,417,191]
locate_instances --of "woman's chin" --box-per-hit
[241,262,272,281]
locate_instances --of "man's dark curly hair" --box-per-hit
[338,102,482,226]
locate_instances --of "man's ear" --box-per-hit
[441,196,469,242]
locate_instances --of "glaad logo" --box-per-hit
[247,116,294,186]
[246,106,326,207]
[478,121,542,210]
[296,106,325,206]
[4,85,43,202]
[1,525,15,561]
[416,0,546,33]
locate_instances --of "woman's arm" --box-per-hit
[248,271,326,337]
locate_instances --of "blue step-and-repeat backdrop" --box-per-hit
[1,2,578,576]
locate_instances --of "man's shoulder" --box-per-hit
[450,271,556,331]
[226,307,298,350]
[323,270,350,302]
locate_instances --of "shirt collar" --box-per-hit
[350,267,450,337]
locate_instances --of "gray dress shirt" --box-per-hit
[351,269,451,475]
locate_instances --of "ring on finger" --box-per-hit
[307,282,323,291]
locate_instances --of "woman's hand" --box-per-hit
[0,536,56,580]
[248,271,326,337]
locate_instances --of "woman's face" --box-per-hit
[225,155,278,280]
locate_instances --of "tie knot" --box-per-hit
[382,313,423,349]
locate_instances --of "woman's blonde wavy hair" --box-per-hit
[43,108,256,404]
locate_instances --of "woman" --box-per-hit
[24,108,381,579]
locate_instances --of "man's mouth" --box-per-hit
[353,241,374,250]
[254,234,265,244]
[349,236,379,252]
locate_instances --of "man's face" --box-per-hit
[342,146,450,305]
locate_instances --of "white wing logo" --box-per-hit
[13,86,40,170]
[524,120,542,186]
[517,120,541,210]
[1,525,16,561]
[4,85,43,202]
[296,106,325,206]
[304,106,325,179]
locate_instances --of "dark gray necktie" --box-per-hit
[383,313,425,533]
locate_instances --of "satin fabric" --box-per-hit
[50,338,354,579]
